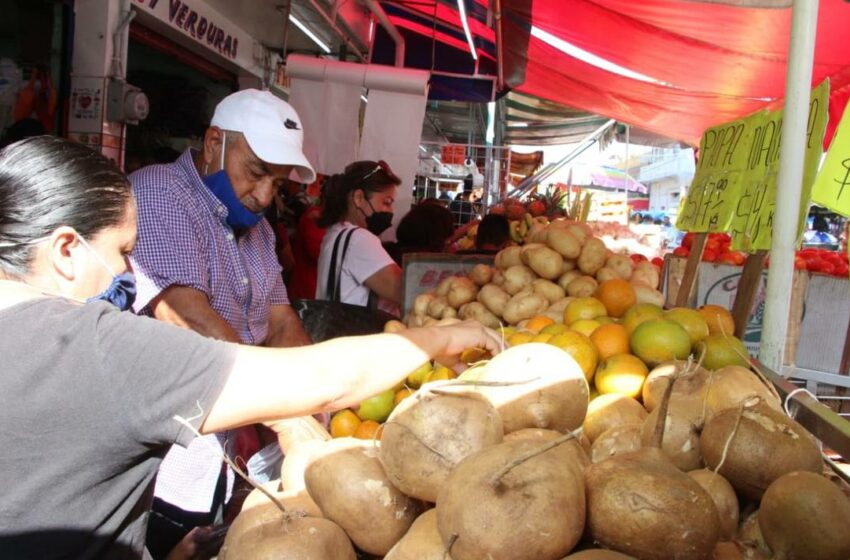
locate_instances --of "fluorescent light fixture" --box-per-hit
[456,0,478,61]
[368,18,375,42]
[512,122,528,128]
[419,145,427,152]
[486,101,496,144]
[289,14,331,54]
[530,26,667,85]
[361,95,369,103]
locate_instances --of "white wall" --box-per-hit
[649,178,681,213]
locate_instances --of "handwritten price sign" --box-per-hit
[813,101,850,218]
[678,80,829,253]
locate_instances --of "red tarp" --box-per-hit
[378,1,850,146]
[502,0,850,146]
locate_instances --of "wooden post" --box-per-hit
[675,233,707,308]
[731,250,769,338]
[840,317,850,375]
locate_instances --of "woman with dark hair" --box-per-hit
[0,137,500,558]
[315,160,403,313]
[386,202,455,264]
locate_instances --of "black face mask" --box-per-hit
[360,197,394,236]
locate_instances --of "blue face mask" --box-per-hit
[78,235,137,312]
[203,131,264,230]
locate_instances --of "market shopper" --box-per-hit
[128,89,314,556]
[315,160,403,314]
[0,135,501,559]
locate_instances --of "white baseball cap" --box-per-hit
[211,89,316,183]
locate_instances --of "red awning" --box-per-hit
[502,0,850,146]
[377,0,850,146]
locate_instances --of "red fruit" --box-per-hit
[718,252,745,266]
[682,232,695,250]
[651,257,664,267]
[819,262,836,275]
[805,257,823,271]
[630,254,648,264]
[822,252,842,265]
[673,246,690,258]
[834,262,849,277]
[705,239,721,253]
[794,256,808,270]
[702,250,718,262]
[526,200,546,217]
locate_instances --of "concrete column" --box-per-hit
[68,0,129,167]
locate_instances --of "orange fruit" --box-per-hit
[570,319,601,337]
[698,305,736,336]
[595,353,650,398]
[595,279,637,318]
[354,420,383,440]
[622,303,664,334]
[525,315,556,334]
[540,323,568,336]
[394,388,414,405]
[532,332,554,343]
[630,318,692,367]
[460,347,491,364]
[330,409,362,438]
[548,331,599,381]
[508,332,535,346]
[695,334,751,370]
[590,323,631,360]
[424,365,456,383]
[665,307,710,347]
[564,297,608,325]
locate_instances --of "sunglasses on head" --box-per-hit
[358,160,400,184]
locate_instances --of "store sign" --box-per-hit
[677,80,829,252]
[133,0,245,61]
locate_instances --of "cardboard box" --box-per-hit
[401,252,494,316]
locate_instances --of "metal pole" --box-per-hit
[759,0,820,370]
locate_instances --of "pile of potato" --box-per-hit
[220,343,850,560]
[407,220,665,330]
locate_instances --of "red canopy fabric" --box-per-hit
[501,0,850,145]
[378,0,850,146]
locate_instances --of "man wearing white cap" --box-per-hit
[129,89,316,558]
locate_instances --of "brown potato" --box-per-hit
[532,278,566,304]
[606,254,634,280]
[523,245,565,280]
[477,284,511,317]
[558,270,583,292]
[578,237,608,275]
[502,264,536,295]
[446,276,478,308]
[495,245,523,269]
[458,301,502,329]
[547,227,582,259]
[595,266,620,283]
[567,275,599,297]
[502,293,548,324]
[413,293,435,317]
[469,264,493,286]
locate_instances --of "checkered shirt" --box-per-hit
[129,148,289,344]
[129,148,289,513]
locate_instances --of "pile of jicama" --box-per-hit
[219,341,850,560]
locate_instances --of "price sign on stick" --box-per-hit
[813,101,850,218]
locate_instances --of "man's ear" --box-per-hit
[202,127,225,171]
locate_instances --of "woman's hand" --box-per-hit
[407,321,504,366]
